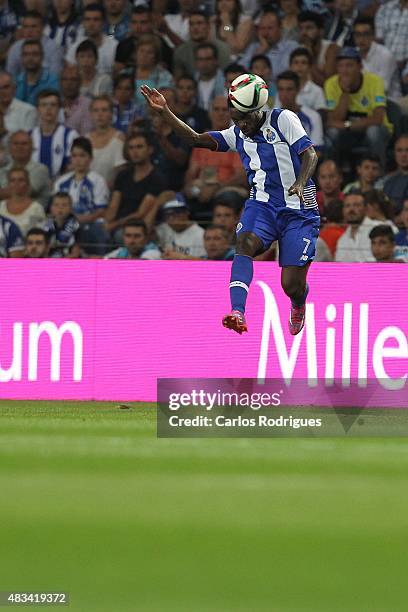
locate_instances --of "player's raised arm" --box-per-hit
[141,85,217,150]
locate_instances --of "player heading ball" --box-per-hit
[141,75,319,337]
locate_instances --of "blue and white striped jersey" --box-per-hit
[209,109,317,210]
[31,125,78,179]
[53,171,109,216]
[0,215,24,257]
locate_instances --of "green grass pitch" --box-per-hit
[1,401,408,611]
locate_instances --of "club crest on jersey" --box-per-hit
[264,128,276,143]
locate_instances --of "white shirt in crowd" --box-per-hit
[105,243,162,260]
[275,80,327,111]
[197,77,217,112]
[0,200,46,236]
[335,217,383,262]
[164,13,190,44]
[362,41,401,99]
[156,222,206,258]
[299,105,324,149]
[65,35,118,75]
[3,99,37,134]
[89,137,126,186]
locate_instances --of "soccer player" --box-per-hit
[141,81,319,336]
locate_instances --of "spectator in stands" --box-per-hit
[112,74,141,134]
[103,0,130,41]
[183,95,246,214]
[279,0,301,41]
[157,199,206,259]
[325,47,392,169]
[173,11,231,78]
[276,70,324,151]
[31,89,78,179]
[66,3,118,75]
[394,199,408,261]
[212,198,241,242]
[194,43,225,112]
[286,47,327,112]
[0,131,50,207]
[133,34,174,110]
[114,5,173,76]
[163,0,194,44]
[104,132,166,238]
[105,219,161,259]
[174,76,210,133]
[298,11,338,87]
[335,190,382,262]
[249,55,276,107]
[315,236,333,261]
[318,199,345,257]
[0,71,37,134]
[325,0,359,47]
[15,40,60,106]
[203,224,235,260]
[53,137,110,255]
[364,189,398,232]
[150,109,190,191]
[44,0,79,52]
[76,39,112,98]
[24,227,51,258]
[0,214,24,257]
[6,10,63,78]
[378,135,408,217]
[0,0,18,66]
[241,9,298,76]
[211,0,253,56]
[369,224,403,263]
[343,154,382,194]
[224,63,247,92]
[375,0,408,66]
[316,159,344,214]
[60,64,93,136]
[0,167,45,236]
[43,191,80,258]
[353,16,401,100]
[87,95,125,187]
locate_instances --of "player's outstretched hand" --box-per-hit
[140,85,167,113]
[288,180,305,201]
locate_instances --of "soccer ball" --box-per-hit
[228,73,269,113]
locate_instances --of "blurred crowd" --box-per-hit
[0,0,407,263]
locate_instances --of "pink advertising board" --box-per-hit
[0,260,406,402]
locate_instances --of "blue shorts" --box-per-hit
[237,199,320,267]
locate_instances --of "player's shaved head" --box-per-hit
[230,107,264,138]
